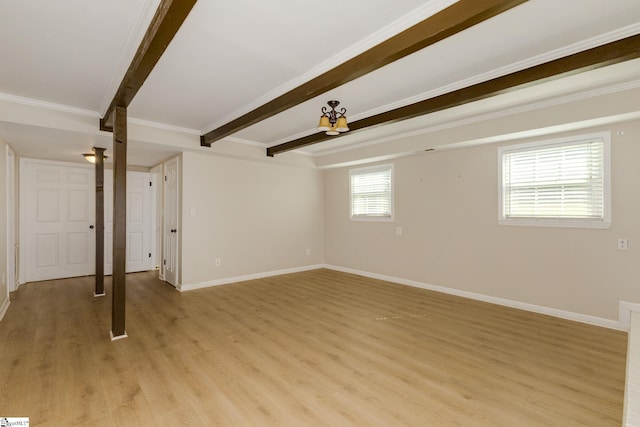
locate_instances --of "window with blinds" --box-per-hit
[350,164,393,221]
[498,133,611,228]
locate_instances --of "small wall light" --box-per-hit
[83,149,108,163]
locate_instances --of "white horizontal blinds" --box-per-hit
[502,139,604,219]
[351,165,392,218]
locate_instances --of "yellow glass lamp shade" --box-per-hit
[335,116,349,132]
[326,127,340,136]
[317,115,331,131]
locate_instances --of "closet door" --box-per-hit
[104,171,154,274]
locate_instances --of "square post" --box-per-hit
[111,106,128,340]
[94,147,106,297]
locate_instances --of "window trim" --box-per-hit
[349,163,394,222]
[497,132,611,229]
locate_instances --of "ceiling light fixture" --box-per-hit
[83,148,108,163]
[317,100,349,136]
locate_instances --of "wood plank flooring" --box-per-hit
[0,269,628,426]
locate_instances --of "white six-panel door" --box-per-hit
[104,170,154,274]
[21,159,95,282]
[21,159,156,283]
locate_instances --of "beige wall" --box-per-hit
[0,136,8,317]
[324,120,640,321]
[180,151,324,286]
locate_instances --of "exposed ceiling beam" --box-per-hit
[200,0,527,147]
[267,34,640,157]
[100,0,197,132]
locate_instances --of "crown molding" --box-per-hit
[429,112,640,153]
[267,129,317,148]
[223,136,268,148]
[0,92,99,118]
[222,136,315,157]
[128,117,199,135]
[0,91,205,137]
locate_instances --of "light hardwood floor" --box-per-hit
[0,269,628,426]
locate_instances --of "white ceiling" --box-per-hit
[0,0,639,167]
[0,0,155,111]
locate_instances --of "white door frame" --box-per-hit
[163,157,179,287]
[5,145,16,291]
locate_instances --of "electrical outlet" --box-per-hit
[396,227,402,236]
[306,248,311,256]
[618,239,629,251]
[215,258,221,267]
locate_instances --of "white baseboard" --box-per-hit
[174,263,635,331]
[178,264,325,292]
[0,297,9,321]
[110,331,128,341]
[620,301,640,330]
[324,264,626,331]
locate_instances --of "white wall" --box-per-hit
[180,151,324,287]
[324,120,640,322]
[0,136,9,319]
